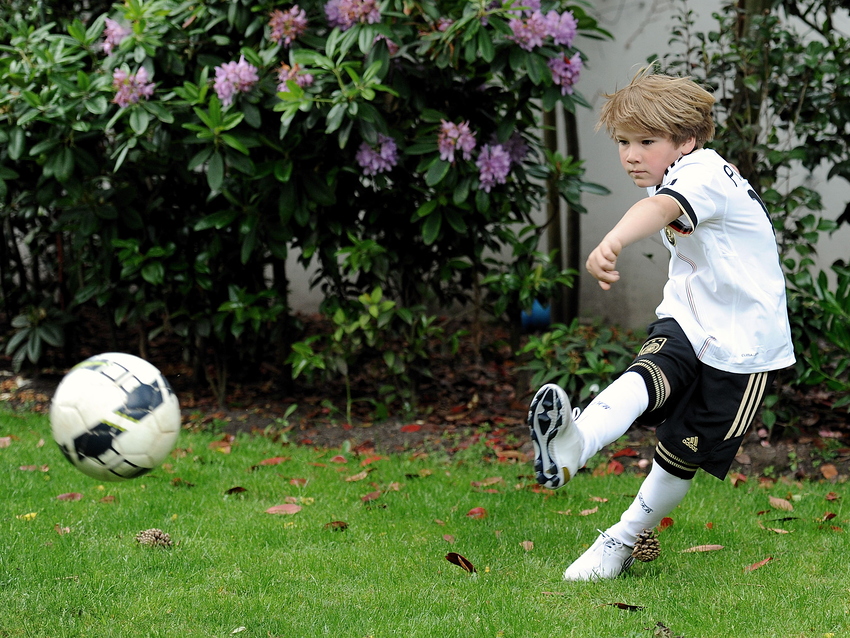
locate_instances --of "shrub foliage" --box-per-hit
[0,0,609,403]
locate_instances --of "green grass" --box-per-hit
[1,407,848,638]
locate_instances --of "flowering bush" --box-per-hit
[0,0,608,401]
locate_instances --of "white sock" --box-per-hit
[606,462,692,546]
[575,371,649,468]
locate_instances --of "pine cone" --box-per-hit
[631,528,660,562]
[135,528,172,547]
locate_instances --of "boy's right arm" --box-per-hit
[586,195,682,290]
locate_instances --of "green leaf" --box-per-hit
[444,208,468,234]
[478,29,494,62]
[274,159,293,183]
[415,199,438,219]
[221,134,249,154]
[422,210,442,245]
[141,261,165,285]
[194,209,239,231]
[84,95,109,115]
[129,108,150,135]
[207,152,224,191]
[8,128,25,160]
[188,147,214,171]
[425,159,450,186]
[29,139,59,156]
[326,103,346,134]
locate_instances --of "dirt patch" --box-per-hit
[3,363,848,483]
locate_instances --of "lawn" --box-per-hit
[1,407,847,638]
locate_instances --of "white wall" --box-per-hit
[287,0,850,326]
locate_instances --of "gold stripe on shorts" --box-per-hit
[628,360,666,410]
[656,442,700,473]
[723,372,768,441]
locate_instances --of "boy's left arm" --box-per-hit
[586,195,682,290]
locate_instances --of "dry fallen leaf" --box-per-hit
[250,456,289,470]
[56,492,83,501]
[769,496,793,512]
[345,470,369,482]
[361,490,381,503]
[54,524,71,535]
[820,464,838,480]
[443,534,455,544]
[579,507,599,516]
[658,517,674,531]
[445,552,476,573]
[471,477,505,488]
[323,521,349,531]
[520,540,534,552]
[466,507,487,519]
[265,504,301,515]
[743,556,773,572]
[730,472,747,487]
[680,544,724,553]
[360,455,387,466]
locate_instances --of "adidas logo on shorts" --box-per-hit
[682,436,699,452]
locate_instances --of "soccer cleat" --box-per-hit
[527,383,583,488]
[562,531,635,581]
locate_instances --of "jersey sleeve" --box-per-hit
[654,160,723,232]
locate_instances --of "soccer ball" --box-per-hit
[50,352,181,481]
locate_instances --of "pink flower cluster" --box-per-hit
[438,120,476,163]
[324,0,381,31]
[268,6,308,47]
[548,51,582,95]
[277,63,314,93]
[102,17,131,55]
[476,144,512,192]
[355,134,398,176]
[508,9,577,51]
[111,67,155,108]
[213,56,259,107]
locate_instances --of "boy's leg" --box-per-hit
[604,461,692,545]
[575,370,651,467]
[528,371,649,488]
[563,461,691,581]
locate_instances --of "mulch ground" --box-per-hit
[2,315,848,484]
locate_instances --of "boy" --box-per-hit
[527,70,795,581]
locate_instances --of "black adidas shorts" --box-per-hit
[626,318,777,480]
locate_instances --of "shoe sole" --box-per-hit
[528,384,572,488]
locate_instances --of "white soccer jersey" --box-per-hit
[648,148,796,373]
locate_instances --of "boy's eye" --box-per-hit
[641,139,654,145]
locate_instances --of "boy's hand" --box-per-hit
[586,236,623,290]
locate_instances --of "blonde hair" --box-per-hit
[596,68,715,147]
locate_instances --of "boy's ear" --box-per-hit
[682,136,697,154]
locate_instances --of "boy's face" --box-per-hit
[614,129,696,188]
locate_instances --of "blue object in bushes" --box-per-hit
[521,299,551,330]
